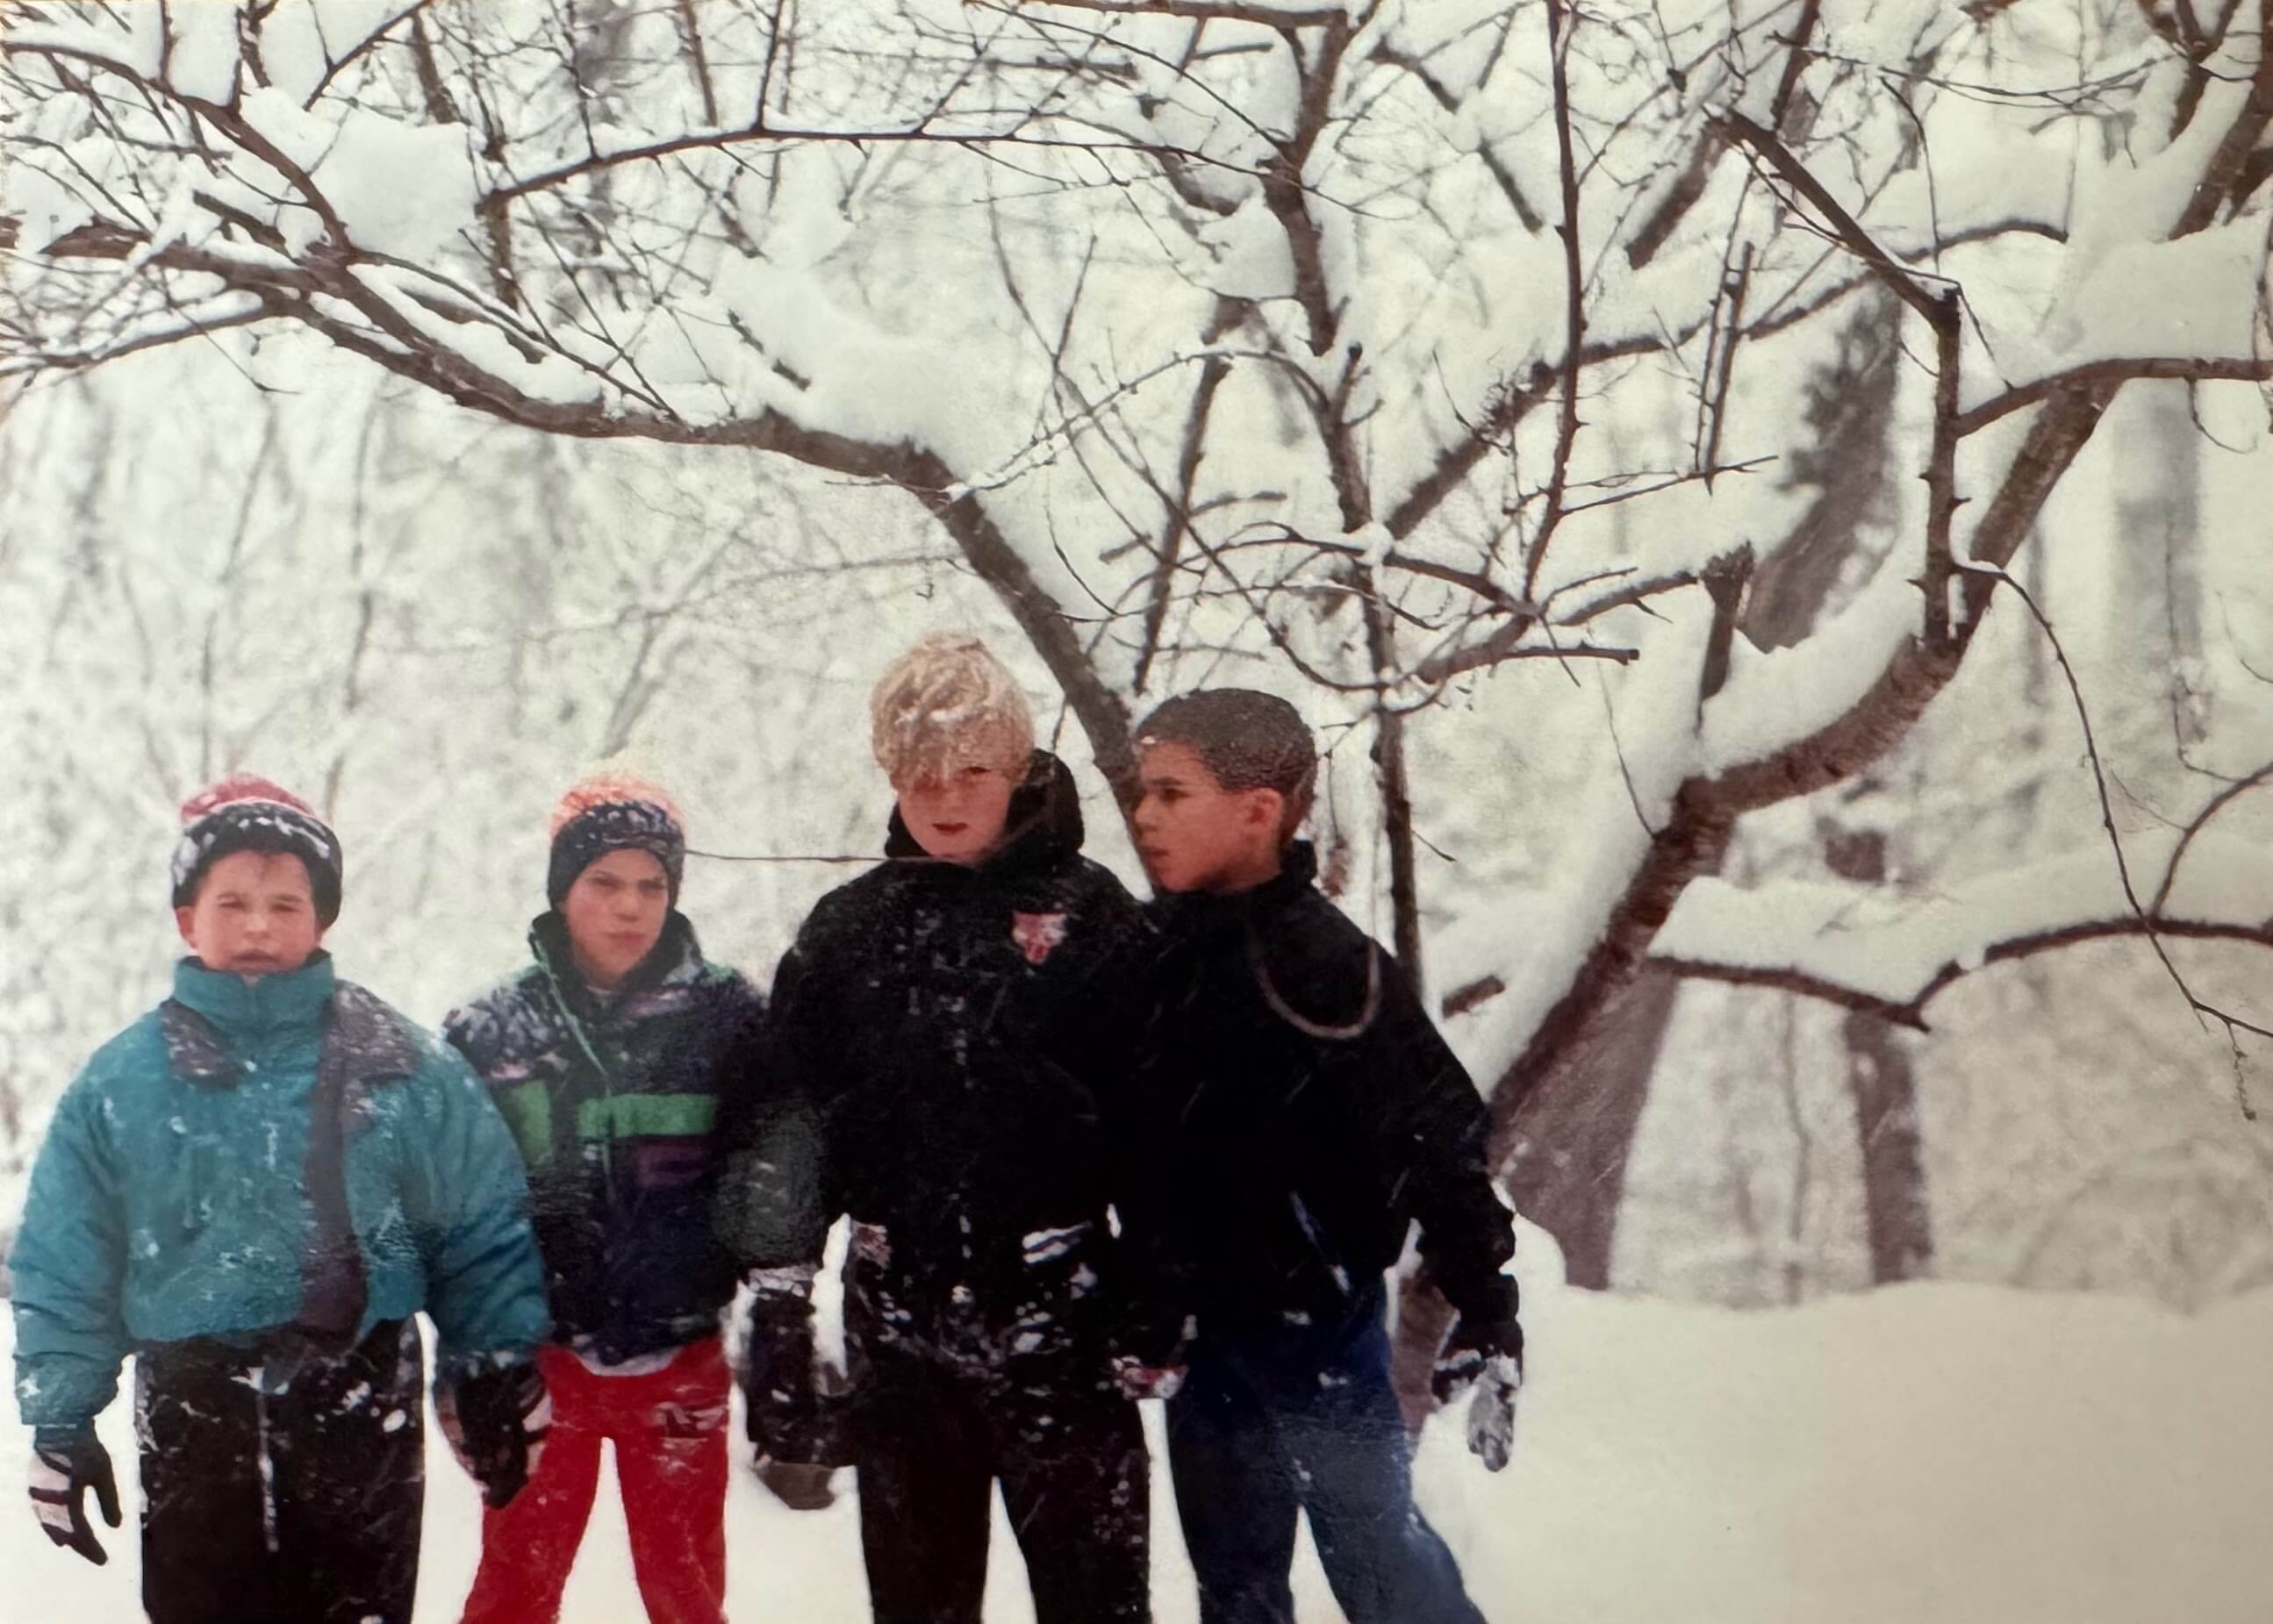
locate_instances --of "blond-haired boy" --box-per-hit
[728,633,1157,1624]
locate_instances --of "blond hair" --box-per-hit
[869,633,1036,784]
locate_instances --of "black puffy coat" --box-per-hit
[728,751,1153,1320]
[1123,841,1517,1344]
[445,912,764,1363]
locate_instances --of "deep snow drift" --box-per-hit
[5,1227,2269,1622]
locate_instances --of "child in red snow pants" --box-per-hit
[458,1337,731,1624]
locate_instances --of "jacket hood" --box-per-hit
[882,748,1086,874]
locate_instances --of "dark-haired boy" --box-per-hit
[446,773,764,1624]
[9,775,550,1624]
[1127,690,1523,1624]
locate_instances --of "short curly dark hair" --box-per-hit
[1136,688,1316,840]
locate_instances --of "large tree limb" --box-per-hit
[1956,356,2273,436]
[1460,32,2273,1276]
[1651,833,2273,1028]
[1657,916,2273,1025]
[1026,0,1350,25]
[29,212,1144,811]
[1712,109,1947,329]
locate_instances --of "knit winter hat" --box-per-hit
[547,772,686,909]
[869,633,1035,785]
[170,774,344,926]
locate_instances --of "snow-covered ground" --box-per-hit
[7,1229,2271,1622]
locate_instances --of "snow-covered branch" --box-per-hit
[1024,0,1352,24]
[1956,357,2273,435]
[1652,835,2273,1028]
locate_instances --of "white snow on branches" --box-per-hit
[319,114,479,262]
[1699,541,1922,779]
[712,256,1003,470]
[2,12,163,78]
[1653,831,2273,1008]
[237,90,478,261]
[2043,215,2273,368]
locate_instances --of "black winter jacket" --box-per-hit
[1124,842,1516,1344]
[727,752,1153,1322]
[445,913,764,1363]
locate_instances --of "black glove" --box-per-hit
[742,1269,852,1476]
[1431,1287,1524,1473]
[29,1425,121,1566]
[439,1357,551,1509]
[756,1458,839,1511]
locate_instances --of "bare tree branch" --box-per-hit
[1712,108,1946,328]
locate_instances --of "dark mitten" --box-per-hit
[439,1357,551,1508]
[29,1425,121,1566]
[756,1458,839,1511]
[742,1267,851,1471]
[1106,1286,1192,1376]
[1431,1282,1524,1472]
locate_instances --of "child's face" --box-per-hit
[894,752,1020,865]
[1133,741,1286,895]
[561,847,671,990]
[174,849,325,977]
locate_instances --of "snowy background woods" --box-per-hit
[5,0,2273,1616]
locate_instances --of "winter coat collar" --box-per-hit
[880,749,1086,879]
[527,908,707,1021]
[161,954,420,1091]
[1156,839,1322,933]
[1151,841,1381,1038]
[171,950,337,1036]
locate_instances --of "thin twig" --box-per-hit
[2150,757,2273,914]
[1522,0,1588,603]
[1963,561,2269,1105]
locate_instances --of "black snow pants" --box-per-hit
[844,1248,1151,1624]
[134,1318,427,1624]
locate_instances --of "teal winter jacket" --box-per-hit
[10,954,550,1429]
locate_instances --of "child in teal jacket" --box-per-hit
[9,775,551,1624]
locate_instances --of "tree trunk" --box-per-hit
[1502,965,1681,1288]
[1394,287,1914,1428]
[1822,825,1933,1280]
[1845,1010,1932,1279]
[2109,379,2205,742]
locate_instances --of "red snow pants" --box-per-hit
[458,1335,730,1624]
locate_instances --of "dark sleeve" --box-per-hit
[1364,953,1516,1328]
[713,923,839,1273]
[439,991,511,1088]
[717,929,848,1463]
[439,998,484,1071]
[1094,905,1197,1364]
[702,969,767,1148]
[1069,869,1158,1099]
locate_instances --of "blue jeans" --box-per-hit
[1165,1284,1487,1624]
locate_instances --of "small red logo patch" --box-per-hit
[1011,911,1068,965]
